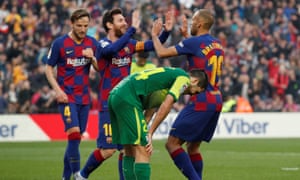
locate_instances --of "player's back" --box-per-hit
[176,34,224,111]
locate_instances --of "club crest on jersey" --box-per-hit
[178,41,184,47]
[99,40,109,48]
[124,47,130,54]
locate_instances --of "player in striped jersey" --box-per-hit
[45,9,99,180]
[77,8,173,180]
[150,9,224,180]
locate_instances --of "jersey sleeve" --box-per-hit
[46,39,61,66]
[169,76,190,101]
[99,27,136,56]
[175,37,197,55]
[137,30,170,52]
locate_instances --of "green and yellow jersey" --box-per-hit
[130,61,157,74]
[110,67,190,110]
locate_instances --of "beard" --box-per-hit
[73,30,85,40]
[190,27,197,36]
[115,28,124,38]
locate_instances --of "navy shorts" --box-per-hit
[58,103,90,133]
[97,111,123,150]
[169,103,220,142]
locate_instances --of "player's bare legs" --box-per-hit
[123,145,136,180]
[123,144,151,180]
[166,135,201,180]
[134,145,151,180]
[186,142,203,179]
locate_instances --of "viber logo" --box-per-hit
[216,118,269,134]
[0,124,18,137]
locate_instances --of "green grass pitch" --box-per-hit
[0,139,300,180]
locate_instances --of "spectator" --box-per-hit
[0,0,299,113]
[282,94,299,112]
[17,80,32,113]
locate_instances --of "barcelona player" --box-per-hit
[150,9,224,179]
[109,67,208,180]
[45,9,99,180]
[77,8,173,180]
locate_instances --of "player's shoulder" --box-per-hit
[52,34,68,46]
[85,35,99,44]
[99,37,111,48]
[145,63,156,69]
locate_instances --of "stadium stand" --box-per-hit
[0,0,299,113]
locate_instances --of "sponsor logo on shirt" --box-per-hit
[67,58,90,67]
[112,57,131,67]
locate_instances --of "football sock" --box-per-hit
[67,132,81,174]
[62,151,72,180]
[134,163,150,180]
[189,153,203,179]
[118,152,124,180]
[170,148,200,180]
[123,156,135,180]
[81,149,105,178]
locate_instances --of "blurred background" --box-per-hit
[0,0,299,114]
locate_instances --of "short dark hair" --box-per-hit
[70,9,90,23]
[102,8,123,32]
[189,69,208,89]
[137,51,149,59]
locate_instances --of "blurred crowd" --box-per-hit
[0,0,299,114]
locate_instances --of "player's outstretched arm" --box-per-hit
[151,19,178,58]
[148,94,174,136]
[144,108,157,124]
[146,94,174,154]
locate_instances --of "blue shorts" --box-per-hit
[58,103,90,133]
[97,111,123,150]
[169,103,220,142]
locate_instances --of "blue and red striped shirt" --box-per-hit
[47,34,99,105]
[97,27,170,111]
[175,34,224,111]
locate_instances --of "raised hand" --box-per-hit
[131,9,141,29]
[164,10,175,32]
[179,14,189,38]
[151,18,163,37]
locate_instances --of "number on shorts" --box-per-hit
[64,106,71,117]
[103,123,112,136]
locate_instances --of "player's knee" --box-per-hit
[101,148,117,159]
[186,142,201,154]
[68,132,81,141]
[165,141,173,152]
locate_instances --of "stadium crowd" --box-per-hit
[0,0,300,114]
